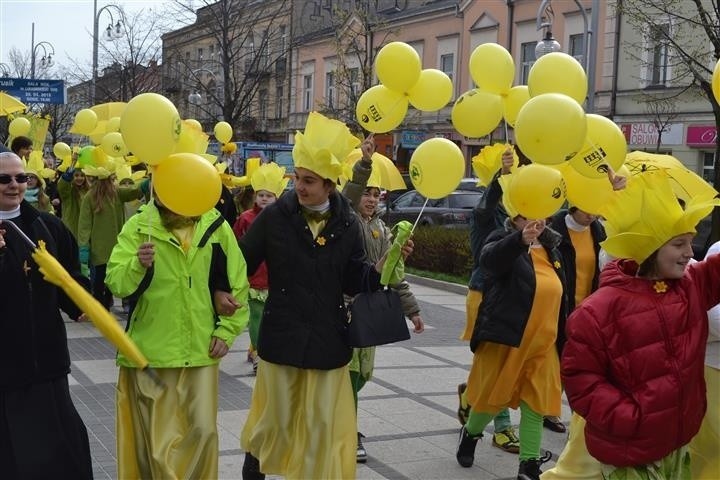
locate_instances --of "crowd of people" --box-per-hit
[0,116,718,480]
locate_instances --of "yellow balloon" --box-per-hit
[375,41,422,93]
[556,163,627,215]
[528,52,588,105]
[73,109,98,135]
[451,89,502,138]
[120,93,181,165]
[407,69,453,112]
[107,116,121,132]
[9,117,31,137]
[408,138,465,199]
[100,132,128,157]
[508,164,566,220]
[713,59,720,104]
[176,120,209,154]
[153,153,222,216]
[568,114,627,179]
[469,43,515,95]
[503,85,530,127]
[214,121,233,144]
[186,118,202,131]
[356,85,408,133]
[92,146,110,168]
[515,93,587,165]
[53,142,71,158]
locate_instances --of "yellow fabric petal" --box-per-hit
[251,163,288,198]
[292,112,359,181]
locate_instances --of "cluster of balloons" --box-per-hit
[65,92,236,217]
[356,41,453,133]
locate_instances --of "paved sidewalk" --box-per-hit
[67,278,570,479]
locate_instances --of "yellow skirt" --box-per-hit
[540,413,602,480]
[461,290,482,341]
[241,359,357,480]
[116,365,219,480]
[690,365,720,479]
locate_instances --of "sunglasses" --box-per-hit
[0,174,29,184]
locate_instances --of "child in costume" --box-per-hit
[561,173,720,480]
[457,171,568,480]
[232,162,288,375]
[341,136,424,463]
[238,112,413,480]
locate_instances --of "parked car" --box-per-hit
[383,189,484,229]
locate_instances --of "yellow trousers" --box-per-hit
[689,365,720,479]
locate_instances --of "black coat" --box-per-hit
[470,222,569,353]
[239,190,381,369]
[550,211,605,313]
[0,201,87,390]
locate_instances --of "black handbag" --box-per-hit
[346,288,410,348]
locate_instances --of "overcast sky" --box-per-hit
[0,0,177,76]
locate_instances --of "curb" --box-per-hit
[405,273,469,296]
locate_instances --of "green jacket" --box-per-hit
[77,186,142,265]
[105,203,249,368]
[57,175,86,238]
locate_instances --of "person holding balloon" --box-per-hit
[0,151,93,479]
[105,179,250,479]
[342,135,425,463]
[458,147,521,454]
[456,182,568,480]
[232,162,289,375]
[238,112,414,480]
[77,165,143,308]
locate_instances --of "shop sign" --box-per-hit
[619,122,683,146]
[686,125,717,147]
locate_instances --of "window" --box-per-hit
[325,71,336,108]
[569,34,585,67]
[520,42,536,84]
[440,53,454,82]
[303,74,313,111]
[260,30,269,68]
[703,152,716,183]
[279,25,287,56]
[275,85,284,118]
[197,47,203,61]
[649,22,670,86]
[259,89,268,120]
[349,68,360,97]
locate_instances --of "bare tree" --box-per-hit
[166,0,293,138]
[617,0,720,242]
[638,94,680,152]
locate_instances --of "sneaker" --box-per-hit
[356,432,367,463]
[517,451,553,480]
[492,427,520,454]
[457,383,470,426]
[456,426,483,468]
[252,355,259,375]
[543,416,567,433]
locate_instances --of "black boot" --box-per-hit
[517,451,553,480]
[456,426,483,468]
[356,432,367,463]
[242,452,265,480]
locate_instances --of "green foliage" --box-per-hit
[406,226,472,279]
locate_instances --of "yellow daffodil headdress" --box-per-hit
[292,112,360,182]
[600,170,720,263]
[115,163,147,185]
[471,143,518,187]
[498,173,520,219]
[24,151,55,187]
[251,162,289,198]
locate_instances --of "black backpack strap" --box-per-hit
[198,216,225,248]
[125,265,154,331]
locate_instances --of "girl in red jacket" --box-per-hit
[232,163,288,374]
[561,173,720,480]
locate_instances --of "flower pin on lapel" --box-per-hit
[653,281,668,293]
[316,236,327,246]
[371,229,380,239]
[553,260,561,269]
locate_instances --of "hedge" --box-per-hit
[405,226,472,278]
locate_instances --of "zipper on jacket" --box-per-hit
[653,297,684,439]
[188,276,192,288]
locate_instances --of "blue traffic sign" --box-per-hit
[0,77,66,104]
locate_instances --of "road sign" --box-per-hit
[0,77,66,104]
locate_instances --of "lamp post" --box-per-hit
[92,0,125,105]
[30,23,55,79]
[535,0,600,112]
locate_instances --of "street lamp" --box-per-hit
[30,23,55,79]
[535,0,600,112]
[92,0,125,104]
[187,66,218,118]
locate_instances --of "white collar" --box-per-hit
[565,214,589,232]
[0,205,21,220]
